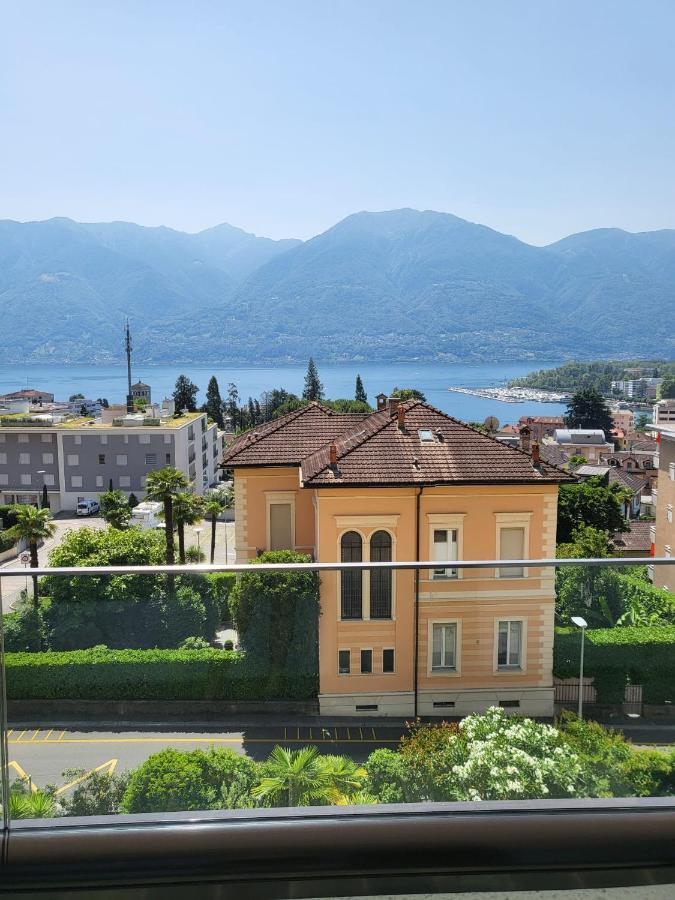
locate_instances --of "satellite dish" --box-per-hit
[484,415,500,433]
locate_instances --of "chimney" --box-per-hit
[376,393,387,412]
[397,405,406,430]
[329,441,337,467]
[532,442,541,467]
[388,396,401,416]
[519,425,531,453]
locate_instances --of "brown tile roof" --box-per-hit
[221,403,368,467]
[539,443,571,469]
[301,401,575,487]
[518,415,565,425]
[612,521,653,553]
[608,467,646,494]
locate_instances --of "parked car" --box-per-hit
[76,499,100,516]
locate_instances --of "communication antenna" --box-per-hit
[125,320,134,413]
[484,415,500,434]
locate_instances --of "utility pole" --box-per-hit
[125,320,134,413]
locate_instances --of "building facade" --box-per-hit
[652,426,675,592]
[223,399,572,718]
[0,411,223,512]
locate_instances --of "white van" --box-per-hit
[76,499,100,516]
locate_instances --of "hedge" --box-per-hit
[5,649,317,701]
[554,626,675,704]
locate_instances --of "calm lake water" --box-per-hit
[0,361,567,427]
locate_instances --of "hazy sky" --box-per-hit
[2,1,674,243]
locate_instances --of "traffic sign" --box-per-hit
[20,552,30,564]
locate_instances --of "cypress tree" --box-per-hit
[204,376,224,428]
[355,374,367,404]
[173,374,199,413]
[302,357,324,402]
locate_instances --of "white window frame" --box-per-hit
[145,452,158,466]
[428,619,461,675]
[100,435,108,445]
[265,491,296,552]
[0,475,8,486]
[95,475,104,488]
[67,453,79,466]
[70,475,82,488]
[0,453,6,465]
[42,452,54,464]
[494,618,527,673]
[74,435,82,445]
[43,473,55,486]
[19,452,30,465]
[18,434,29,444]
[119,475,131,488]
[427,514,465,581]
[20,474,31,485]
[139,434,151,444]
[116,454,128,466]
[495,512,531,579]
[41,434,52,443]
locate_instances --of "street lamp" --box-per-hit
[194,527,203,562]
[571,615,588,718]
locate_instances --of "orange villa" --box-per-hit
[222,396,573,717]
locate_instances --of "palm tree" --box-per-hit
[8,789,56,819]
[171,492,204,564]
[203,496,224,564]
[144,467,189,566]
[9,505,56,606]
[252,746,333,807]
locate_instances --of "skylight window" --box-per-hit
[418,429,435,442]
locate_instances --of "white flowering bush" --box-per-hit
[449,707,587,800]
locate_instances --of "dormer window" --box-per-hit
[418,429,435,442]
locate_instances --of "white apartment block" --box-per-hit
[0,411,224,513]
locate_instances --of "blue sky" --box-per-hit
[2,1,674,243]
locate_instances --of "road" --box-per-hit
[6,723,405,792]
[0,515,235,613]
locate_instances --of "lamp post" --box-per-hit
[571,615,588,718]
[194,527,203,562]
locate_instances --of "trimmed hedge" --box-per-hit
[5,649,317,701]
[554,626,675,704]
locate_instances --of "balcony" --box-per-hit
[1,556,674,895]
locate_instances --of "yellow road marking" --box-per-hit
[7,760,37,791]
[44,729,54,742]
[347,727,351,740]
[359,727,364,740]
[7,729,13,738]
[29,729,40,742]
[371,727,376,740]
[55,759,118,796]
[16,730,26,743]
[58,730,65,741]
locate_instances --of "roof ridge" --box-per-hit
[301,408,395,480]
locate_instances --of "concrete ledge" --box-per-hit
[8,698,319,721]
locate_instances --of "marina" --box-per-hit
[448,385,572,404]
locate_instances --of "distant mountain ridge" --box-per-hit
[0,210,673,363]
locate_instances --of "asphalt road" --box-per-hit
[6,723,405,792]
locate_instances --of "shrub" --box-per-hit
[554,626,675,703]
[61,769,131,817]
[0,504,20,530]
[5,648,317,700]
[364,749,407,804]
[229,550,319,676]
[0,531,16,552]
[180,636,211,650]
[121,747,257,813]
[3,604,44,652]
[208,572,236,623]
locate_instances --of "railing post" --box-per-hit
[0,574,11,835]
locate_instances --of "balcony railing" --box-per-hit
[1,556,673,896]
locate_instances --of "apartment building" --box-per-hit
[611,378,662,399]
[517,415,565,442]
[222,398,573,717]
[549,429,614,463]
[0,410,224,512]
[652,425,675,592]
[654,399,675,426]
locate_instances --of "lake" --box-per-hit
[0,361,567,427]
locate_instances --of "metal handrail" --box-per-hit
[0,556,671,578]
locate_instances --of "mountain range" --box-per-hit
[1,210,673,364]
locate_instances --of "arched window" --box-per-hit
[370,530,392,619]
[341,531,362,619]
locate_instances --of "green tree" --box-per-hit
[171,491,204,564]
[204,375,225,428]
[205,483,234,560]
[391,386,426,402]
[121,747,257,813]
[61,769,131,817]
[557,478,629,543]
[145,467,189,566]
[8,788,56,819]
[252,746,364,807]
[229,550,320,675]
[99,489,131,530]
[659,375,675,399]
[565,388,613,433]
[567,454,587,469]
[8,505,56,606]
[302,357,324,401]
[226,382,240,430]
[172,374,199,413]
[635,413,651,431]
[355,374,367,403]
